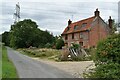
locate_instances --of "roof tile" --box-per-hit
[62,16,96,34]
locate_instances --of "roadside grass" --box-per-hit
[18,48,61,61]
[2,46,18,78]
[0,60,1,79]
[18,48,95,62]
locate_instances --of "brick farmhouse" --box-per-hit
[61,9,113,49]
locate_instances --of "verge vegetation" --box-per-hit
[83,34,120,79]
[18,48,62,61]
[2,46,18,78]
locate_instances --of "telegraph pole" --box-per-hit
[13,2,20,24]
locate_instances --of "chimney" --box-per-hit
[68,19,72,26]
[94,8,100,17]
[108,16,113,29]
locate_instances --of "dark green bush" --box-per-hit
[55,38,64,49]
[95,34,120,64]
[85,34,120,79]
[70,43,80,49]
[45,43,52,48]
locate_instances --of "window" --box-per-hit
[72,33,74,39]
[81,23,87,28]
[80,33,83,38]
[74,25,78,30]
[79,42,83,46]
[84,34,88,40]
[65,34,68,40]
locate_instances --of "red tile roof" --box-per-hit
[62,16,96,34]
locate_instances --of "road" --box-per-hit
[7,47,74,78]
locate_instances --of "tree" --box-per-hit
[2,31,10,46]
[10,19,55,48]
[111,19,117,34]
[55,36,64,49]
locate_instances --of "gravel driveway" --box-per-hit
[32,58,95,78]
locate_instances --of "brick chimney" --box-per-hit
[94,8,100,17]
[108,16,113,29]
[68,19,72,26]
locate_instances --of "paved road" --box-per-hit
[7,47,74,78]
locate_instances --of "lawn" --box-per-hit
[2,46,18,78]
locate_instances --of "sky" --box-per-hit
[0,0,119,36]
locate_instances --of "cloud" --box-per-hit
[0,1,119,36]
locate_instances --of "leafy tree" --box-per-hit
[111,19,117,34]
[55,36,64,49]
[10,19,55,48]
[2,31,10,46]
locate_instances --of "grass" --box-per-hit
[18,48,94,62]
[2,46,18,78]
[18,48,62,61]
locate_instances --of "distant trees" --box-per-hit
[2,19,55,48]
[2,31,10,46]
[111,19,117,34]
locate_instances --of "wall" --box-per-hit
[89,16,109,48]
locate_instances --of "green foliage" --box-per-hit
[86,63,120,78]
[45,43,52,48]
[55,37,64,49]
[2,31,10,46]
[2,46,18,78]
[111,19,117,34]
[85,34,120,79]
[10,19,55,48]
[95,34,120,64]
[70,43,80,49]
[19,48,61,61]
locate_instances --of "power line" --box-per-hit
[13,2,20,24]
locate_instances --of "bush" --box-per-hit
[70,43,80,49]
[56,38,64,49]
[45,43,52,48]
[95,34,120,64]
[85,34,120,79]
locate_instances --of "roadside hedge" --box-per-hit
[85,34,120,79]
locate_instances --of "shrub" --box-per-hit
[85,34,120,79]
[70,43,80,49]
[45,43,52,48]
[56,38,64,49]
[95,34,120,64]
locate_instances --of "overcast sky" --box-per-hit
[0,0,119,36]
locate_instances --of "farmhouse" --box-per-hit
[61,9,113,48]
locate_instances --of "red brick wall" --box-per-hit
[62,17,110,48]
[62,31,89,48]
[89,17,109,48]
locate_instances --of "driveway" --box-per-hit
[7,47,73,78]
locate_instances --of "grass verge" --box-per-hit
[18,48,61,61]
[2,46,18,78]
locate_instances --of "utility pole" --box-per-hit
[13,2,20,24]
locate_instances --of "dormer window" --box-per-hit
[74,25,78,30]
[81,23,87,28]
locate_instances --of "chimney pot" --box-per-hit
[94,8,100,17]
[68,19,72,26]
[108,16,113,29]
